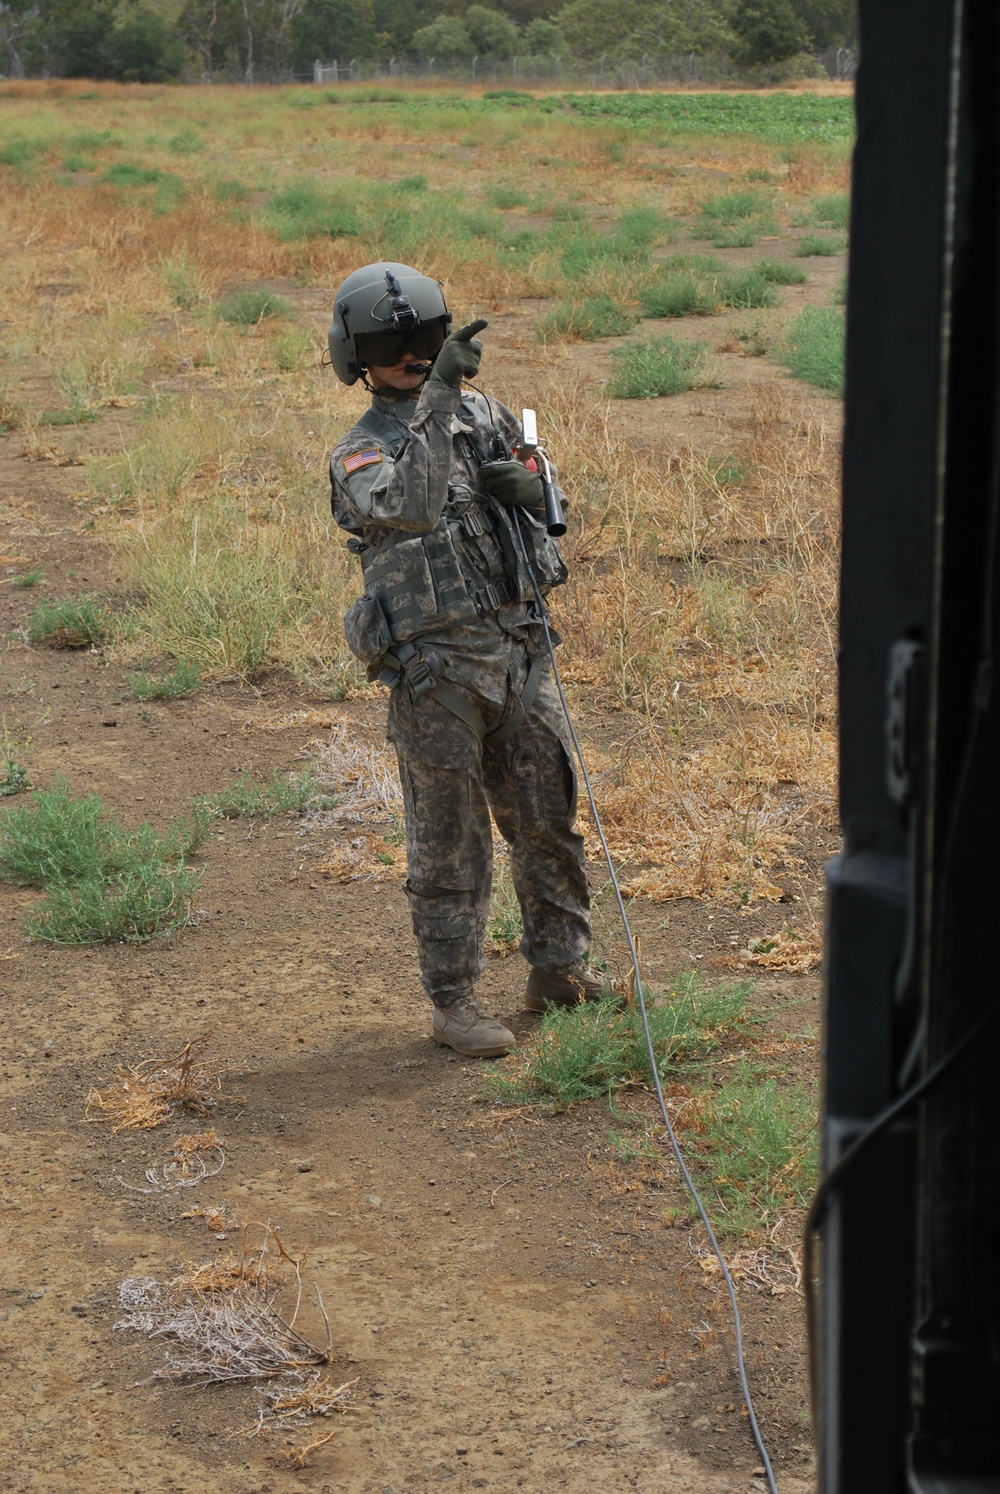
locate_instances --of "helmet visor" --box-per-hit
[355,320,447,369]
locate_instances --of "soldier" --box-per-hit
[328,262,607,1057]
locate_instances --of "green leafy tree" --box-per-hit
[730,0,811,67]
[372,0,421,49]
[289,0,377,67]
[492,0,562,21]
[524,14,562,52]
[465,3,516,56]
[60,2,115,75]
[555,0,730,62]
[794,0,855,48]
[410,12,473,57]
[0,0,40,78]
[106,7,185,79]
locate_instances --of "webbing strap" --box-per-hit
[483,654,544,749]
[381,647,543,750]
[357,404,408,456]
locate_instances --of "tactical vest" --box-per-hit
[342,402,567,670]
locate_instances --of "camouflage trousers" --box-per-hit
[387,650,592,1006]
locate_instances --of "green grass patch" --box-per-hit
[128,661,202,701]
[62,153,95,173]
[217,290,291,326]
[40,405,96,427]
[262,182,359,241]
[167,129,204,155]
[485,976,754,1109]
[537,295,638,342]
[0,137,41,167]
[607,334,715,399]
[810,192,850,228]
[197,767,314,821]
[687,1061,817,1236]
[695,189,769,226]
[795,235,846,257]
[717,269,777,310]
[27,597,108,650]
[708,224,773,248]
[487,184,532,209]
[270,325,315,372]
[638,271,719,319]
[754,258,807,285]
[0,779,204,944]
[10,569,42,590]
[777,304,845,394]
[214,177,252,202]
[101,161,184,212]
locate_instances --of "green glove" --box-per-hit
[479,459,545,510]
[429,318,489,388]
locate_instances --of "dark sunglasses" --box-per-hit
[355,321,447,368]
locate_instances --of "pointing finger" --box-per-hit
[454,318,489,341]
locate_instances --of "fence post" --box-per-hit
[472,54,478,79]
[512,55,518,79]
[313,58,321,84]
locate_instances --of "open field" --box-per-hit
[1,81,847,1492]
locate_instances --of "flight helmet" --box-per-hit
[328,262,451,386]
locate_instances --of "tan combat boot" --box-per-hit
[432,995,515,1058]
[524,959,614,1012]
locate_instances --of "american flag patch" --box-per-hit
[343,447,382,475]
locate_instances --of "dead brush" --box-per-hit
[181,1202,238,1233]
[116,1128,226,1195]
[115,1222,337,1385]
[86,1033,247,1132]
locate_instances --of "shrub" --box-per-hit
[538,295,638,342]
[0,779,203,944]
[129,662,202,701]
[811,192,850,229]
[217,291,290,326]
[754,258,807,285]
[639,271,719,319]
[717,269,777,310]
[11,569,42,590]
[198,768,314,820]
[27,597,108,650]
[689,1062,818,1235]
[262,182,359,242]
[485,976,754,1108]
[795,235,846,257]
[607,334,716,399]
[778,304,845,394]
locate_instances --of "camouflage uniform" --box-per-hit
[330,377,592,1005]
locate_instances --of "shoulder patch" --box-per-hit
[343,448,382,475]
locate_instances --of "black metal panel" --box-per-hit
[824,0,1000,1487]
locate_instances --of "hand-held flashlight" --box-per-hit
[520,408,566,537]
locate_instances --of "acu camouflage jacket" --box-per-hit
[329,378,568,676]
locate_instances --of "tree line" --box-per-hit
[0,0,857,85]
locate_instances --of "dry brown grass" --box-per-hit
[2,83,846,907]
[86,1034,247,1131]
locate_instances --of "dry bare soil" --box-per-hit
[0,94,845,1494]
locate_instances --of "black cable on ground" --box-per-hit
[512,512,780,1494]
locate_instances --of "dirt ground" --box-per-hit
[0,248,843,1493]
